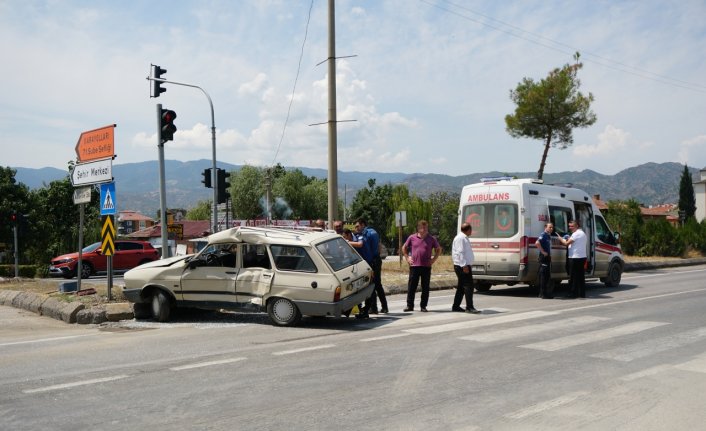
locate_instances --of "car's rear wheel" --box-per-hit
[267,297,301,326]
[80,262,93,279]
[151,291,171,322]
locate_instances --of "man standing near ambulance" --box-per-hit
[451,223,480,313]
[559,220,587,298]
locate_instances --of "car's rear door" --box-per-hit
[236,244,273,306]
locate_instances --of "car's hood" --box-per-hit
[133,254,192,270]
[52,252,80,261]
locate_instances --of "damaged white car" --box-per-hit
[122,226,373,326]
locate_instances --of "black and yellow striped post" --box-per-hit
[101,215,116,299]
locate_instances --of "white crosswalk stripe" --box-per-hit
[519,321,669,352]
[404,310,559,335]
[459,315,609,343]
[592,327,706,362]
[675,351,706,374]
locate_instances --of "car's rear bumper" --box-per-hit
[294,283,374,318]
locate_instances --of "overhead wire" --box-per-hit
[421,0,706,94]
[271,0,315,167]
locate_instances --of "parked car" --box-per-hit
[122,226,373,326]
[49,241,159,279]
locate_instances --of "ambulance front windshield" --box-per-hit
[462,203,518,238]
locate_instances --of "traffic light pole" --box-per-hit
[157,103,169,259]
[148,76,218,234]
[13,223,18,278]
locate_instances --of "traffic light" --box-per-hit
[10,211,17,225]
[160,109,177,142]
[150,64,167,98]
[202,168,212,188]
[217,168,231,204]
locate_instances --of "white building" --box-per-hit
[695,168,706,222]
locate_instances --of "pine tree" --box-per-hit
[678,164,696,221]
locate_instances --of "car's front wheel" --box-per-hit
[267,297,301,327]
[80,262,93,279]
[151,291,171,322]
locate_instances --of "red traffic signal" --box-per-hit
[10,212,17,223]
[160,109,177,142]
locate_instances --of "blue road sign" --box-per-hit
[100,182,117,216]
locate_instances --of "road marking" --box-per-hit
[505,391,589,419]
[23,375,129,394]
[592,327,706,362]
[170,357,247,371]
[383,312,461,328]
[404,310,559,335]
[520,321,669,352]
[560,287,706,314]
[0,334,95,347]
[675,352,706,374]
[272,344,335,356]
[360,333,412,342]
[459,315,609,343]
[620,365,672,382]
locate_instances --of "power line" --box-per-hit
[271,0,315,166]
[422,0,706,94]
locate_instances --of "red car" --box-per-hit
[49,241,159,279]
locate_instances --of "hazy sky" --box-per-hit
[2,0,705,177]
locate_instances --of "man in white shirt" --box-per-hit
[451,223,481,313]
[559,220,587,298]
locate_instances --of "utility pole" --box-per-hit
[326,0,338,227]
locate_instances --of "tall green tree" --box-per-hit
[678,164,696,221]
[349,179,394,244]
[428,191,460,252]
[230,165,265,219]
[605,199,643,255]
[505,53,597,180]
[186,199,212,220]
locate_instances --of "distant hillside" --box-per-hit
[11,161,698,217]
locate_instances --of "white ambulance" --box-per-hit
[458,177,624,292]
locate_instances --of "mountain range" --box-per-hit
[12,160,698,218]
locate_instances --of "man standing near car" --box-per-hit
[350,217,388,316]
[451,223,480,313]
[535,222,554,299]
[402,220,442,312]
[559,220,587,298]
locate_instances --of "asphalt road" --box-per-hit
[3,265,706,430]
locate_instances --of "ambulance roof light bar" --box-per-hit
[480,176,514,183]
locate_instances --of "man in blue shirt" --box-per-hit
[350,217,388,316]
[535,222,555,299]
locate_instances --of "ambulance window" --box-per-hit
[463,205,486,238]
[595,216,616,245]
[549,206,571,236]
[492,204,517,238]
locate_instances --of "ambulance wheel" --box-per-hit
[475,282,492,293]
[603,261,622,288]
[267,297,301,326]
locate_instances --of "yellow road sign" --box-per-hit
[101,215,115,256]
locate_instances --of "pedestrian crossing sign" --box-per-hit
[100,182,117,216]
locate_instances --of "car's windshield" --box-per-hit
[82,242,101,253]
[316,237,363,271]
